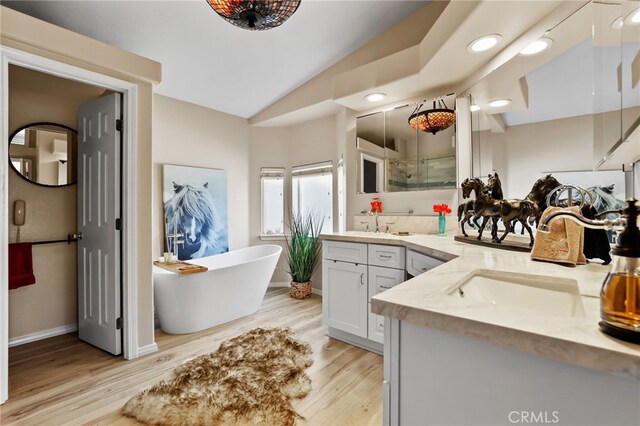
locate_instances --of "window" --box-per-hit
[292,161,333,234]
[261,168,285,235]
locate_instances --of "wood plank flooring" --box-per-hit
[2,289,383,425]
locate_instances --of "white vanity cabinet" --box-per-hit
[323,240,406,352]
[322,259,368,338]
[406,248,444,277]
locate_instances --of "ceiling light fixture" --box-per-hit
[470,104,480,112]
[519,38,553,55]
[365,93,387,102]
[206,0,301,31]
[624,8,640,26]
[611,16,624,30]
[488,99,511,108]
[408,100,456,135]
[467,34,502,53]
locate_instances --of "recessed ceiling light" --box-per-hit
[519,38,553,55]
[488,99,511,108]
[467,34,502,53]
[611,16,624,30]
[470,104,480,112]
[624,8,640,26]
[365,93,386,102]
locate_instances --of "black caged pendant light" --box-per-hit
[408,100,456,135]
[206,0,301,31]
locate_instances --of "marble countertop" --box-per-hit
[321,231,640,380]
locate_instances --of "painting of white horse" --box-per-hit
[163,164,229,260]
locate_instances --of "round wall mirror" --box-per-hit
[9,122,77,187]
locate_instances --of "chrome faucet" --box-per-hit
[538,208,625,233]
[368,211,381,233]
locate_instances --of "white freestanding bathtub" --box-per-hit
[153,245,282,334]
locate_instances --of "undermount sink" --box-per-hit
[446,269,586,318]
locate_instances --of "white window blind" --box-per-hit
[261,167,285,235]
[292,161,333,234]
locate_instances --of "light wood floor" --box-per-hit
[2,289,383,425]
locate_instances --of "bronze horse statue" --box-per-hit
[496,199,536,246]
[458,177,485,237]
[460,177,502,242]
[525,174,562,226]
[458,173,562,247]
[494,174,561,246]
[459,173,505,239]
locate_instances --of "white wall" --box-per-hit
[249,114,340,289]
[8,66,105,340]
[479,114,596,199]
[249,126,291,283]
[152,95,250,258]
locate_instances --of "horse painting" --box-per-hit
[164,181,228,260]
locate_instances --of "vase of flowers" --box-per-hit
[433,203,452,236]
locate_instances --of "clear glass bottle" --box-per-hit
[600,256,640,331]
[599,199,640,342]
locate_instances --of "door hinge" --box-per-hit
[115,218,122,231]
[116,317,123,330]
[116,119,123,132]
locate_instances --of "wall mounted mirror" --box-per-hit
[356,95,457,193]
[468,0,639,201]
[9,122,77,187]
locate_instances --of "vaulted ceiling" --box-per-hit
[2,0,428,119]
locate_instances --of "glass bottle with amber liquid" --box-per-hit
[599,200,640,343]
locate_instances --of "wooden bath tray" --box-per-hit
[153,260,208,274]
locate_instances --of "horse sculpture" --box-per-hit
[496,198,536,246]
[459,177,501,242]
[458,178,485,237]
[525,174,562,227]
[164,181,227,260]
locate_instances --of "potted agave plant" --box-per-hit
[284,212,323,299]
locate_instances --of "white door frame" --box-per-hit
[0,46,140,404]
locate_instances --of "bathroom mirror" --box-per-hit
[468,0,639,201]
[9,122,77,187]
[356,96,457,193]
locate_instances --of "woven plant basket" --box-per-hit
[290,281,312,299]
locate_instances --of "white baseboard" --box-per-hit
[312,288,322,296]
[8,323,78,347]
[137,343,159,357]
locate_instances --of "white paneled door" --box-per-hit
[77,93,122,355]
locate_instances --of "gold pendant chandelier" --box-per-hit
[408,100,456,134]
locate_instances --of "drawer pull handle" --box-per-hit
[379,285,392,290]
[380,323,385,329]
[360,273,365,286]
[379,254,392,260]
[421,267,428,272]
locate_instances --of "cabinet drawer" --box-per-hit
[368,304,385,344]
[323,241,368,264]
[368,265,405,301]
[406,249,444,277]
[368,244,405,269]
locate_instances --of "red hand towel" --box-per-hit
[9,243,36,290]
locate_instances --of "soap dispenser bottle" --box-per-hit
[599,199,640,343]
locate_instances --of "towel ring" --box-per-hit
[546,185,593,209]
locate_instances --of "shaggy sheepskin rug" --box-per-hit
[123,327,314,426]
